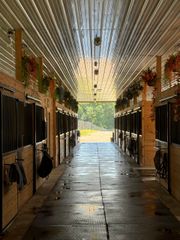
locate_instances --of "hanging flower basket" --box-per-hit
[164,52,180,81]
[72,99,78,112]
[175,53,180,72]
[115,97,129,111]
[140,68,157,86]
[124,89,133,100]
[21,55,38,86]
[164,54,176,72]
[132,81,143,95]
[64,90,71,102]
[124,81,143,100]
[28,57,36,73]
[41,75,51,93]
[55,86,65,102]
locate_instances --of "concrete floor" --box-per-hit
[2,143,180,240]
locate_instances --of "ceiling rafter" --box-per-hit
[116,0,179,94]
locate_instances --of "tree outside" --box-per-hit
[78,103,115,130]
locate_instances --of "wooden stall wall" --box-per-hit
[17,146,33,210]
[3,153,18,228]
[0,72,48,229]
[0,72,78,230]
[153,53,180,202]
[115,81,155,168]
[0,28,78,231]
[0,73,34,228]
[170,145,180,201]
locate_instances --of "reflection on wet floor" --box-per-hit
[23,143,180,240]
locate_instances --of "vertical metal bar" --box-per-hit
[0,92,3,232]
[167,102,171,194]
[32,103,36,194]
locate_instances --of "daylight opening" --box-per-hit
[78,102,115,143]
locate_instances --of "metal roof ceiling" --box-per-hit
[0,0,180,102]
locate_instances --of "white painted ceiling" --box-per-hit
[0,0,180,102]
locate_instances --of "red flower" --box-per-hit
[140,68,157,86]
[28,57,36,73]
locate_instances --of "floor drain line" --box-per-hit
[97,146,110,240]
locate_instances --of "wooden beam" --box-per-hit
[156,55,162,97]
[15,29,22,81]
[49,78,56,166]
[0,93,3,232]
[37,57,43,92]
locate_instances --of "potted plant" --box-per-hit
[41,75,51,93]
[131,81,143,97]
[124,89,133,100]
[64,90,71,102]
[21,55,38,86]
[140,68,157,86]
[55,86,65,102]
[174,52,180,72]
[164,52,180,81]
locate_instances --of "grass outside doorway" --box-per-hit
[80,129,97,136]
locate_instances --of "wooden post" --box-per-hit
[37,57,43,92]
[155,56,162,101]
[32,103,36,194]
[0,93,3,232]
[49,78,56,166]
[15,29,22,81]
[141,80,155,167]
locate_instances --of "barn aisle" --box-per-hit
[21,143,180,240]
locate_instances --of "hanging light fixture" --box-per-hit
[94,35,101,46]
[7,29,14,42]
[94,69,99,75]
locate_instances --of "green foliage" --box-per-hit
[21,55,37,86]
[40,75,50,93]
[78,103,115,130]
[55,86,65,102]
[21,55,30,86]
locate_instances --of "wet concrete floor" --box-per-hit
[23,143,180,239]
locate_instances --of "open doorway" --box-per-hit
[78,103,114,142]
